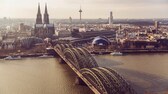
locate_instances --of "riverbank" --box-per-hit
[0,46,50,59]
[0,53,52,59]
[121,49,168,53]
[89,49,168,55]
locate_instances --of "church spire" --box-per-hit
[44,3,48,14]
[36,3,42,24]
[44,3,49,24]
[38,3,41,14]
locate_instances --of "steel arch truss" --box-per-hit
[63,48,98,70]
[54,44,136,94]
[81,67,136,94]
[54,44,73,53]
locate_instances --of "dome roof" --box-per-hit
[92,36,110,46]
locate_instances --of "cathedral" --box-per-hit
[34,3,55,39]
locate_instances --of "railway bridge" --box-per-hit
[51,44,136,94]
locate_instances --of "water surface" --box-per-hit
[95,53,168,94]
[1,53,168,94]
[0,58,93,94]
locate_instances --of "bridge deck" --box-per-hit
[54,48,102,94]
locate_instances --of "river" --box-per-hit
[0,53,168,94]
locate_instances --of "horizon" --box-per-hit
[0,0,168,19]
[1,18,168,20]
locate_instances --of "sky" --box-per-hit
[0,0,168,19]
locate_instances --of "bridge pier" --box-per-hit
[46,48,58,57]
[57,57,65,64]
[75,76,87,86]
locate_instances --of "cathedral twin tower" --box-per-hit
[36,3,49,24]
[34,3,55,39]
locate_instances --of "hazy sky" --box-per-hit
[0,0,168,19]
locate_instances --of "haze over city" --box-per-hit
[0,0,168,19]
[1,0,168,94]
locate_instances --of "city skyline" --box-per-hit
[0,0,168,19]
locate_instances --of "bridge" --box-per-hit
[51,44,136,94]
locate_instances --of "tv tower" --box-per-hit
[79,6,82,23]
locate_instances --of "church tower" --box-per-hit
[36,3,42,24]
[43,3,49,24]
[34,3,55,39]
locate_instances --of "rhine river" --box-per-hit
[0,53,168,94]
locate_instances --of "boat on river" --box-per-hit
[110,52,123,56]
[38,54,54,58]
[4,56,21,60]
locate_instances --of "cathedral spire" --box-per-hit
[44,3,48,14]
[36,3,42,24]
[38,3,41,14]
[44,3,49,24]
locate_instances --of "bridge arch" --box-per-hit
[63,48,98,70]
[55,44,73,52]
[54,44,136,94]
[81,67,136,94]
